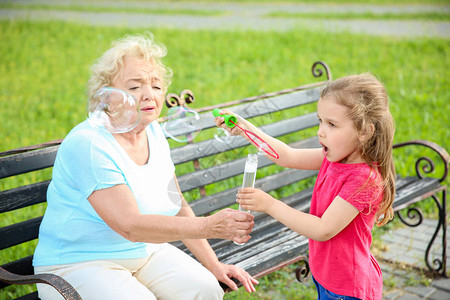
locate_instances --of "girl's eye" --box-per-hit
[329,122,336,127]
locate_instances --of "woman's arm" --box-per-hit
[237,188,359,241]
[88,183,254,244]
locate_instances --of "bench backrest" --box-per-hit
[0,61,331,296]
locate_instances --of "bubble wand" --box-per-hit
[212,108,280,159]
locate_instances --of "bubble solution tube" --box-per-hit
[235,153,258,245]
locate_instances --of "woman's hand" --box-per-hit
[237,188,277,214]
[207,261,259,293]
[205,208,254,243]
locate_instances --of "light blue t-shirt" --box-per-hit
[33,120,180,266]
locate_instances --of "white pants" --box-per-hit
[34,243,224,300]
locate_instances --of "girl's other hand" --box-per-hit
[237,188,276,213]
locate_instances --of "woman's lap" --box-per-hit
[35,243,223,300]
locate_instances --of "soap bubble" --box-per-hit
[258,143,270,156]
[162,106,201,143]
[88,87,140,133]
[214,128,233,144]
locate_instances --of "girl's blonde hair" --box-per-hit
[87,33,172,113]
[321,73,396,226]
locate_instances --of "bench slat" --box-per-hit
[190,168,317,216]
[177,135,320,193]
[0,147,58,180]
[220,228,303,262]
[15,292,39,300]
[393,176,442,210]
[163,87,322,138]
[177,153,314,193]
[227,235,309,277]
[0,218,41,250]
[0,181,49,214]
[206,188,313,252]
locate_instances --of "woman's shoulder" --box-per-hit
[59,121,113,155]
[66,121,109,142]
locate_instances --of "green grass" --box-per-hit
[0,16,449,299]
[1,22,448,154]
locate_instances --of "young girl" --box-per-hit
[214,73,396,300]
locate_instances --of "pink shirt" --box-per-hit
[309,158,383,300]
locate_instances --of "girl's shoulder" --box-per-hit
[327,160,381,184]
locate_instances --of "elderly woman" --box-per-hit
[33,34,258,299]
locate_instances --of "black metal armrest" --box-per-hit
[0,267,81,300]
[393,139,449,183]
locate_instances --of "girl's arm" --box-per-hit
[214,110,324,170]
[237,188,359,241]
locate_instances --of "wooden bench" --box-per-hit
[1,61,448,299]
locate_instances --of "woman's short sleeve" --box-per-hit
[57,127,126,198]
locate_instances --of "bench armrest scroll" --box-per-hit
[0,267,81,300]
[393,139,449,183]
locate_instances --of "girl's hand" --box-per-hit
[237,188,276,214]
[213,109,245,136]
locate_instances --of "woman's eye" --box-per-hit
[153,86,162,90]
[129,86,139,91]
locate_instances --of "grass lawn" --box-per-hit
[0,11,448,298]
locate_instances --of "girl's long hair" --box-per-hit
[321,73,396,226]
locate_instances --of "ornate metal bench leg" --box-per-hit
[396,188,447,277]
[424,189,447,277]
[294,256,310,282]
[442,189,447,277]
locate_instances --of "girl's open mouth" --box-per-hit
[322,145,328,156]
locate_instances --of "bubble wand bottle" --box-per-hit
[212,108,280,159]
[234,153,259,245]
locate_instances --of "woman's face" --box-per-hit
[112,57,165,126]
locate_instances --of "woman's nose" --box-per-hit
[142,85,154,101]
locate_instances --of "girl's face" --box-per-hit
[112,57,164,126]
[317,96,363,164]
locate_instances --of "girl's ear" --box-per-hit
[359,123,375,143]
